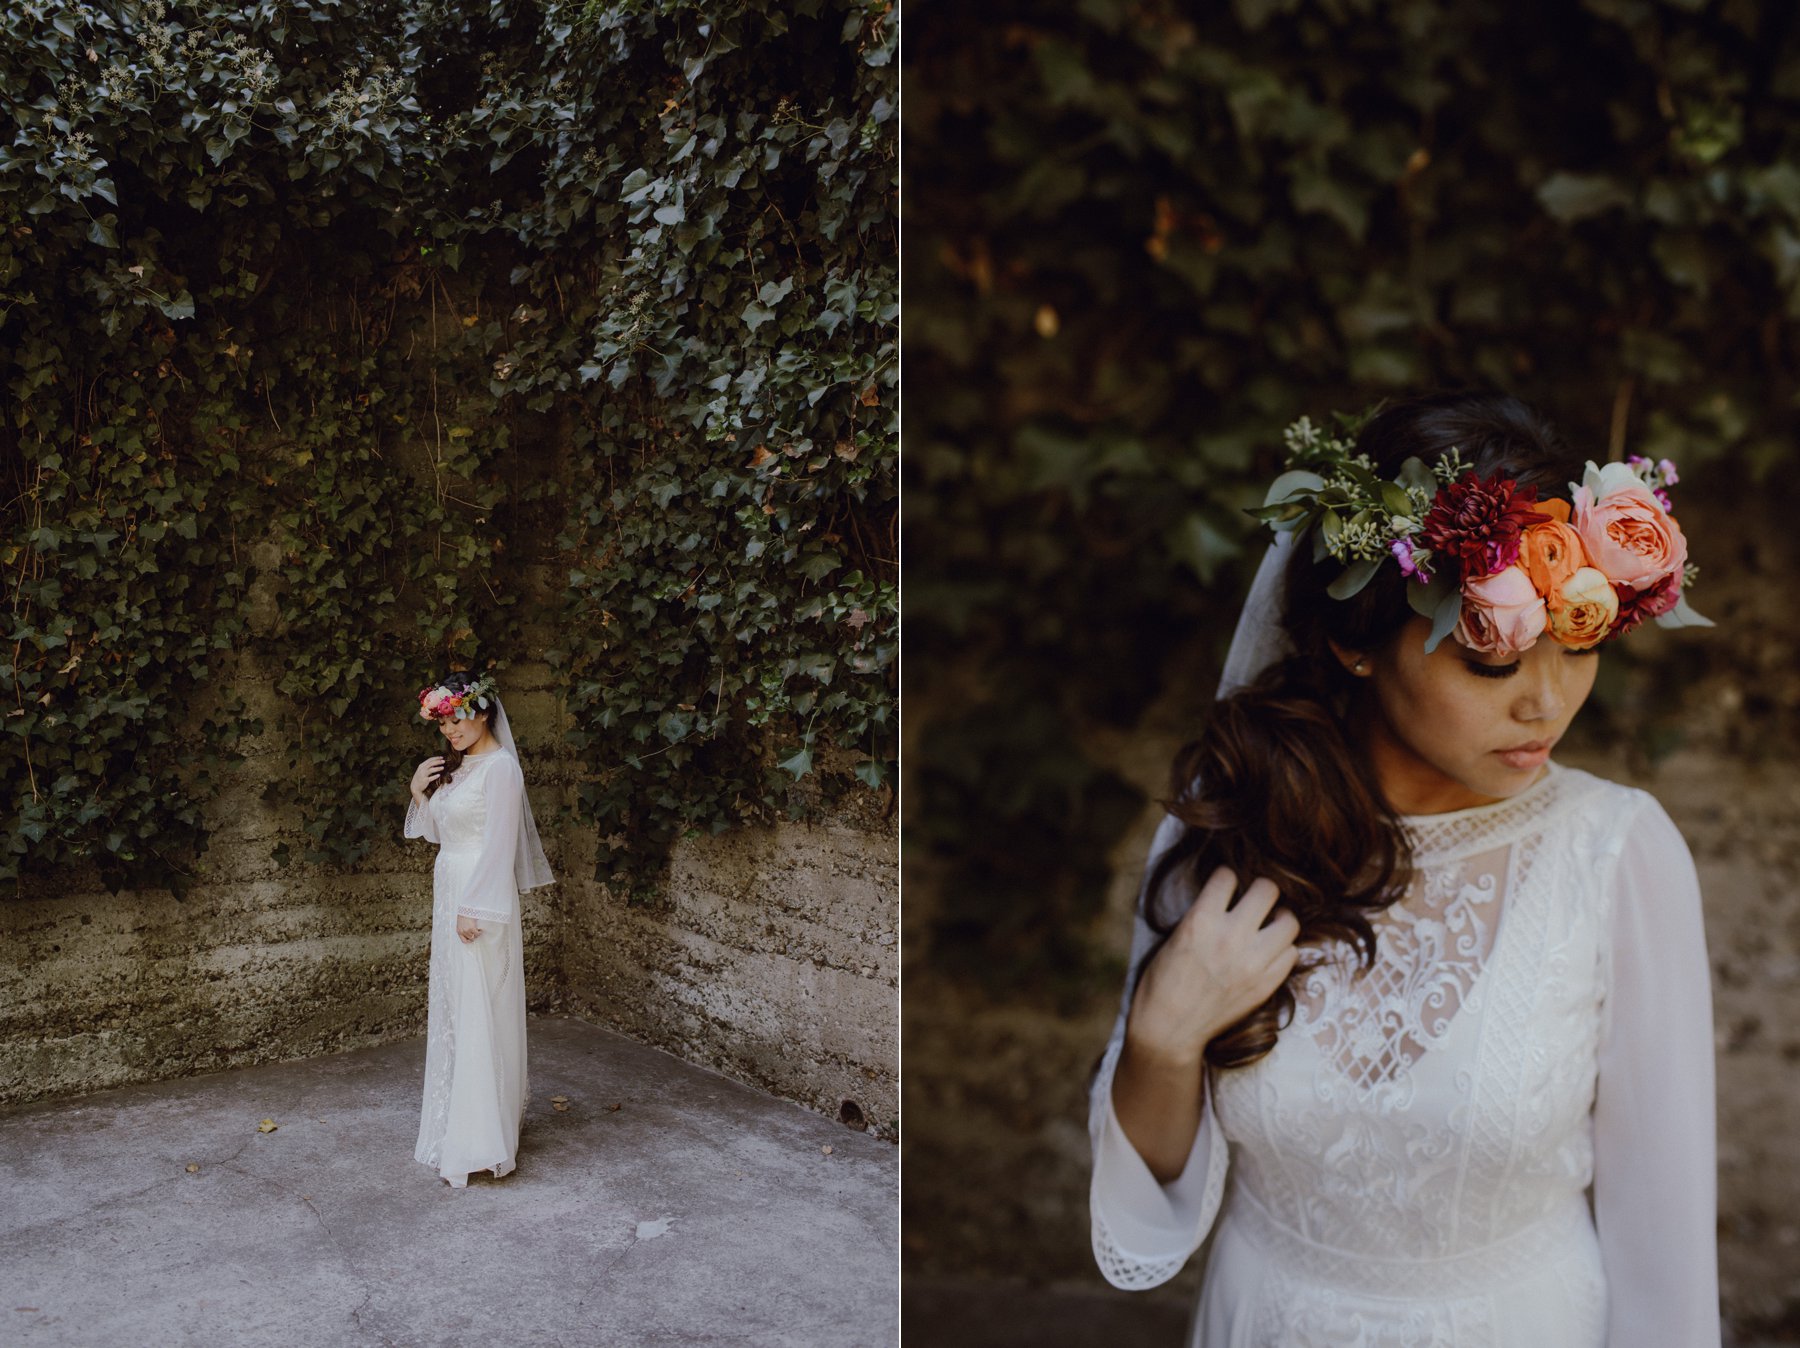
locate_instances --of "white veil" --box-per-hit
[1216,529,1298,700]
[489,692,556,892]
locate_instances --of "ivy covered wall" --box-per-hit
[1,0,893,890]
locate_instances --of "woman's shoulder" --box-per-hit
[470,748,525,781]
[1547,762,1687,854]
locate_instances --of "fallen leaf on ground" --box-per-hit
[608,1102,622,1112]
[821,1144,834,1155]
[185,1163,199,1173]
[257,1119,278,1133]
[550,1094,569,1104]
[552,1101,569,1112]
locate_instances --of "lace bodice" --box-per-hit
[403,749,525,924]
[1087,762,1719,1347]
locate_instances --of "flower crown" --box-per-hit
[417,671,499,722]
[1250,413,1712,657]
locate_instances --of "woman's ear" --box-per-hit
[1326,639,1372,678]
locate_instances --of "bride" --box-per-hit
[1089,392,1719,1345]
[404,669,554,1187]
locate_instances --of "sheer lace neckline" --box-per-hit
[1397,761,1566,865]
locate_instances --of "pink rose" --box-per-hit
[1571,466,1688,592]
[1455,564,1548,656]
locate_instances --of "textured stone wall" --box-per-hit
[558,781,899,1138]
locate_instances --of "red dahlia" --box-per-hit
[1610,571,1682,637]
[1420,471,1552,580]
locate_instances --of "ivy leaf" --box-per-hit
[798,550,841,581]
[1537,172,1631,223]
[778,744,813,779]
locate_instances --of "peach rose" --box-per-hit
[1546,567,1620,649]
[1571,462,1688,591]
[1517,517,1587,603]
[1455,564,1548,656]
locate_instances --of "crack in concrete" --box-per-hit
[572,1223,652,1315]
[212,1160,386,1347]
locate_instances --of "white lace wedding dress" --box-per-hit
[1089,761,1720,1346]
[404,748,530,1187]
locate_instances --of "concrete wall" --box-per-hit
[559,786,899,1138]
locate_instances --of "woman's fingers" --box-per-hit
[1259,905,1301,947]
[1191,865,1238,917]
[1232,876,1282,928]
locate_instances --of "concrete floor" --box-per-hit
[0,1014,897,1348]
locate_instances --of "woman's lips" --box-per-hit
[1494,739,1553,771]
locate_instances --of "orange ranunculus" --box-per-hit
[1517,517,1587,606]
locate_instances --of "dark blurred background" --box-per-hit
[902,1,1800,1343]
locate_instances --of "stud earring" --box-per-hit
[1352,660,1368,675]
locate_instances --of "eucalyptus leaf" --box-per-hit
[1654,593,1715,629]
[1379,482,1415,516]
[1397,457,1435,495]
[1261,468,1324,507]
[1422,587,1464,654]
[1327,558,1381,600]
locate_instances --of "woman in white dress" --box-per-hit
[1089,392,1720,1345]
[404,669,554,1188]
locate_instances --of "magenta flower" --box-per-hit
[1390,537,1432,581]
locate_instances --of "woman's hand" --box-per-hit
[1124,865,1301,1068]
[456,915,482,943]
[410,755,446,801]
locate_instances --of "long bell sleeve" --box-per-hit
[454,753,526,925]
[404,790,439,844]
[1592,791,1720,1348]
[1088,811,1230,1291]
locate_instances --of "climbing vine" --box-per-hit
[0,0,895,896]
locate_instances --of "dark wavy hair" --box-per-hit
[1127,390,1585,1070]
[422,668,495,799]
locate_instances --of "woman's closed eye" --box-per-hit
[1464,646,1601,679]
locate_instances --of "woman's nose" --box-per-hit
[1513,661,1568,722]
